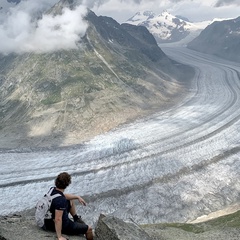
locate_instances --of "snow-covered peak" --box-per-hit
[149,10,200,31]
[125,10,209,43]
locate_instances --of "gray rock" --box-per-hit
[95,214,155,240]
[0,214,85,240]
[1,211,240,240]
[0,213,156,240]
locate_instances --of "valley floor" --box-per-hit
[1,46,240,230]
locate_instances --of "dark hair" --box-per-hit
[55,172,71,189]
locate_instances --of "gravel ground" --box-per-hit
[1,206,240,240]
[0,211,86,240]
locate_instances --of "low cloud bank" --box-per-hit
[215,0,240,7]
[0,0,88,54]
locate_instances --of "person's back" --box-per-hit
[49,188,69,227]
[43,172,93,240]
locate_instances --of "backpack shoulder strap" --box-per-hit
[47,187,62,200]
[51,193,62,200]
[47,187,54,195]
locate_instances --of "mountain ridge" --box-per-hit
[188,16,240,62]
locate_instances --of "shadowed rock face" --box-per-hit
[85,11,167,63]
[188,16,240,63]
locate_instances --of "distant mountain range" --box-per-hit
[0,0,193,148]
[188,16,240,63]
[125,11,208,43]
[126,10,240,63]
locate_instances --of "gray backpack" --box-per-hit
[35,188,61,228]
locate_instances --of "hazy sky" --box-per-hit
[0,0,239,54]
[1,0,240,23]
[91,0,240,23]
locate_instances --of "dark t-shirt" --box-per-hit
[44,187,88,235]
[49,187,70,227]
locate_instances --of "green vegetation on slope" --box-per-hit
[143,210,240,234]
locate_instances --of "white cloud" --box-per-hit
[25,6,88,53]
[0,0,88,54]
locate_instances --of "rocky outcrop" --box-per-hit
[95,214,154,240]
[1,208,240,240]
[0,213,155,240]
[0,213,85,240]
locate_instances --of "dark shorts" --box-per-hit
[63,220,88,235]
[44,219,88,235]
[44,200,88,235]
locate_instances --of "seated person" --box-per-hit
[44,172,93,240]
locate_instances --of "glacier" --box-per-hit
[0,47,240,226]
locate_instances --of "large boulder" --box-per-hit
[95,214,155,240]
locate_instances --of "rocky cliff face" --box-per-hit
[0,0,194,149]
[188,17,240,62]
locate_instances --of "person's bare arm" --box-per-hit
[54,209,67,240]
[64,193,86,206]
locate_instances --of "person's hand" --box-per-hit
[78,196,86,206]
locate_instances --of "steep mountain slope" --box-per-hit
[0,0,194,149]
[125,11,204,43]
[188,17,240,62]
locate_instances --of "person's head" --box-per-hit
[55,172,71,189]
